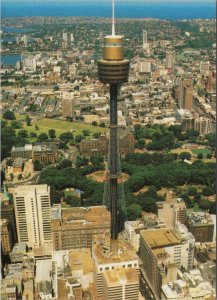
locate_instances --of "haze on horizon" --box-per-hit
[3,0,216,3]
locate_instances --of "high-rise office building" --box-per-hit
[13,184,51,248]
[92,234,139,299]
[186,213,214,243]
[165,49,175,70]
[143,30,147,44]
[194,116,212,135]
[70,33,74,43]
[139,60,152,73]
[140,226,195,298]
[156,198,186,228]
[23,35,28,47]
[178,78,193,110]
[0,219,13,254]
[1,197,17,244]
[142,30,149,49]
[62,32,68,42]
[200,61,210,75]
[206,71,216,93]
[51,206,110,251]
[23,56,37,72]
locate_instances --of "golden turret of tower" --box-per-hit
[97,0,130,85]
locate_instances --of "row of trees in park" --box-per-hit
[134,124,215,150]
[37,152,215,220]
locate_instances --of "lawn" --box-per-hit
[191,148,211,155]
[170,148,192,155]
[187,203,205,215]
[13,115,107,138]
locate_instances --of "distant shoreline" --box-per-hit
[2,2,216,19]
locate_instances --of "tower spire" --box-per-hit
[112,0,115,36]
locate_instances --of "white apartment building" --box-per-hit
[200,61,210,75]
[13,185,51,248]
[166,49,175,69]
[156,198,186,228]
[142,30,149,49]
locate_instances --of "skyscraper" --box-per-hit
[142,30,149,49]
[178,78,193,110]
[166,49,175,70]
[13,185,51,248]
[62,32,68,42]
[70,33,74,43]
[23,35,28,47]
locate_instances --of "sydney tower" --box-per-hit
[97,0,130,253]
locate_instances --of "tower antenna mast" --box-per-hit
[112,0,115,36]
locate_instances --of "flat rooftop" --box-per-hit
[140,228,181,249]
[103,268,139,286]
[11,242,27,253]
[69,248,93,274]
[93,234,138,264]
[187,213,213,226]
[52,206,110,230]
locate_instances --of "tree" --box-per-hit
[50,188,63,204]
[179,152,192,161]
[53,85,60,91]
[37,133,48,142]
[83,130,90,137]
[127,204,142,221]
[76,156,89,168]
[1,125,17,160]
[92,121,98,126]
[134,124,144,140]
[202,186,214,196]
[11,120,22,129]
[18,130,28,138]
[30,132,37,138]
[199,198,210,210]
[99,123,106,127]
[92,132,101,139]
[183,194,194,208]
[3,110,16,120]
[188,187,197,196]
[26,115,32,126]
[75,134,84,144]
[48,129,56,138]
[59,132,73,143]
[64,195,80,207]
[137,139,146,149]
[34,160,43,171]
[90,155,104,166]
[206,153,212,159]
[17,174,22,180]
[35,124,39,130]
[206,133,216,148]
[60,159,72,169]
[197,153,203,159]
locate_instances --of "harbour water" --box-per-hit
[1,54,22,67]
[2,2,216,20]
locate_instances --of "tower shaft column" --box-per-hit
[109,84,119,251]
